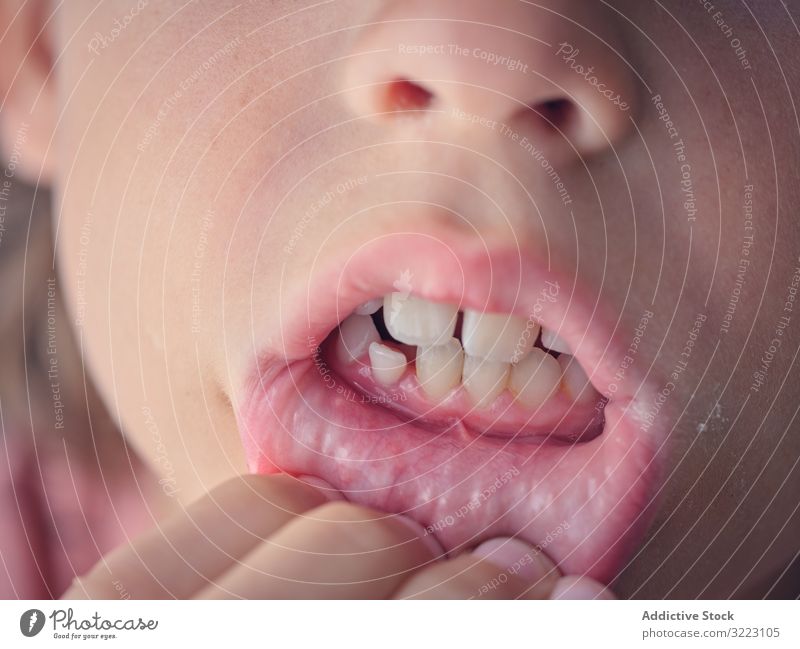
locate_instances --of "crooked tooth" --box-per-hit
[336,314,380,364]
[509,349,561,409]
[355,298,382,315]
[368,342,407,386]
[383,293,457,346]
[540,327,571,354]
[558,354,596,404]
[416,338,464,400]
[462,310,537,363]
[462,354,510,408]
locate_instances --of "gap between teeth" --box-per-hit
[337,293,599,409]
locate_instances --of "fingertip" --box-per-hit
[550,575,616,600]
[392,514,446,559]
[472,537,558,583]
[296,475,345,501]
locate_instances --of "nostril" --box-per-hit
[383,77,434,114]
[530,98,574,132]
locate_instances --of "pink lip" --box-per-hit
[237,232,665,583]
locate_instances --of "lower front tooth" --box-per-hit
[462,354,510,408]
[558,354,596,404]
[336,314,381,364]
[416,338,464,400]
[368,342,407,385]
[509,349,561,408]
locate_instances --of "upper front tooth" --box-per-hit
[383,293,457,346]
[558,354,596,404]
[368,342,407,385]
[462,354,510,408]
[355,298,383,315]
[540,327,571,354]
[461,310,537,363]
[336,314,381,364]
[416,338,464,400]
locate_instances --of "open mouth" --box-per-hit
[236,231,664,583]
[327,294,606,443]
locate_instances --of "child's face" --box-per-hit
[54,0,800,597]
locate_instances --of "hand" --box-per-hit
[63,474,613,599]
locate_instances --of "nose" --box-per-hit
[341,0,637,159]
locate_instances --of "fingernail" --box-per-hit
[393,514,446,558]
[472,537,556,583]
[296,475,345,501]
[550,575,616,600]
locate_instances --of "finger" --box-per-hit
[64,474,331,599]
[393,537,559,599]
[550,575,616,599]
[197,502,443,599]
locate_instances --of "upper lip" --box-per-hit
[236,224,665,583]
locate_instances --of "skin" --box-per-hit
[2,0,799,597]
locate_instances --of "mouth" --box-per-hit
[236,231,664,583]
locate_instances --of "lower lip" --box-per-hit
[238,353,661,583]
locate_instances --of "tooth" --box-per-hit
[368,342,407,385]
[461,354,510,408]
[336,314,380,364]
[540,327,571,354]
[416,338,464,400]
[383,293,457,346]
[558,354,596,404]
[355,298,382,315]
[462,310,537,363]
[509,349,561,408]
